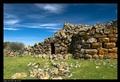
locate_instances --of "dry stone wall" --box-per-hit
[71,23,117,59]
[26,20,117,59]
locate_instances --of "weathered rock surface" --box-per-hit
[24,20,117,59]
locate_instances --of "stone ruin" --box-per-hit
[25,20,117,59]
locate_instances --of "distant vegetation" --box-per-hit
[4,42,25,56]
[4,42,25,51]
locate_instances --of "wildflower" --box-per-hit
[96,66,99,69]
[75,65,78,68]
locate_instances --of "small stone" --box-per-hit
[11,72,27,79]
[52,76,63,80]
[87,38,97,43]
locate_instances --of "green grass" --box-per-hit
[69,59,117,79]
[4,55,117,79]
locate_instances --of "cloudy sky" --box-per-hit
[4,4,117,46]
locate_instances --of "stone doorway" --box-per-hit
[51,43,55,54]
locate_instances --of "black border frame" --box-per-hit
[1,0,119,81]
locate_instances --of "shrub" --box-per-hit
[4,42,25,52]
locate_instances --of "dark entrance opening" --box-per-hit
[51,43,55,54]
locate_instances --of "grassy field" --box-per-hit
[4,55,117,79]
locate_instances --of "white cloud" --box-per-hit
[16,23,61,30]
[34,4,66,14]
[43,27,60,30]
[4,19,19,25]
[4,13,17,19]
[39,23,60,27]
[4,20,62,31]
[4,13,20,27]
[26,14,47,19]
[4,13,20,31]
[4,27,19,31]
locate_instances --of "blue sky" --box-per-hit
[4,4,117,46]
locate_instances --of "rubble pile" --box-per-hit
[27,61,71,79]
